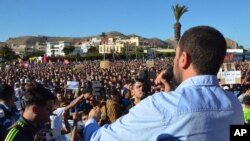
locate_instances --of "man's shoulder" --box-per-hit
[149,91,181,104]
[5,120,32,141]
[0,104,11,119]
[135,92,181,113]
[4,125,24,141]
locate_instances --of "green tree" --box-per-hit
[0,45,17,62]
[87,46,99,54]
[172,4,188,42]
[23,50,45,58]
[63,45,75,56]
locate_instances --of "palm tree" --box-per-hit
[101,32,106,60]
[172,4,188,42]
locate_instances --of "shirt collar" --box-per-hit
[19,115,42,130]
[176,75,219,91]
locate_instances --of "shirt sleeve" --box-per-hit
[84,95,168,141]
[4,128,25,141]
[84,118,100,141]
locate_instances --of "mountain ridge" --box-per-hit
[3,31,241,49]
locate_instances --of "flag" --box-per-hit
[64,59,69,65]
[17,58,22,63]
[43,53,47,64]
[224,54,234,62]
[24,61,29,68]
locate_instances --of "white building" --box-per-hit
[119,36,139,46]
[46,41,70,56]
[99,42,124,54]
[90,37,101,46]
[10,44,33,56]
[34,42,47,52]
[74,41,93,54]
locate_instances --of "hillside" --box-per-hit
[6,36,84,45]
[165,37,240,49]
[149,38,168,47]
[3,31,241,49]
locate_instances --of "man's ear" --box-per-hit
[31,105,37,114]
[179,51,191,69]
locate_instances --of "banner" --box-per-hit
[100,60,110,69]
[74,64,84,70]
[67,81,79,89]
[218,71,241,85]
[146,60,154,68]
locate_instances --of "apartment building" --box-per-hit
[99,42,124,54]
[46,41,70,56]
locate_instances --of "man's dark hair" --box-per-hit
[23,82,56,106]
[131,77,144,86]
[178,26,227,75]
[0,84,14,101]
[243,95,250,105]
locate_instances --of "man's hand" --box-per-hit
[72,112,78,126]
[154,70,172,92]
[88,107,101,121]
[83,92,91,99]
[154,70,166,85]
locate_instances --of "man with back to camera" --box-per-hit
[0,84,20,141]
[4,82,56,141]
[84,26,244,141]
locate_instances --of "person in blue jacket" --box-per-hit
[0,84,20,140]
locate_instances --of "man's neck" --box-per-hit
[22,111,38,127]
[134,98,141,105]
[181,64,199,82]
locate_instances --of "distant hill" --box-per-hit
[105,31,127,38]
[225,37,239,49]
[6,36,84,45]
[0,42,8,46]
[127,34,141,38]
[5,31,127,46]
[149,38,168,47]
[165,37,241,49]
[3,31,242,49]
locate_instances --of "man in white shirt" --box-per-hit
[50,92,90,141]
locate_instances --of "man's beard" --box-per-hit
[173,63,182,85]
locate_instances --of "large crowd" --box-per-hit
[1,58,250,140]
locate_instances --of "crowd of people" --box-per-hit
[0,26,250,141]
[0,57,175,140]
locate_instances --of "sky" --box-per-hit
[0,0,249,48]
